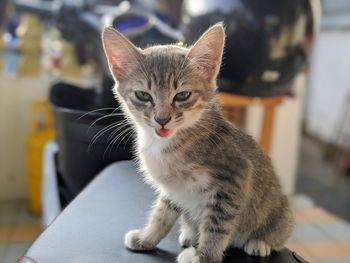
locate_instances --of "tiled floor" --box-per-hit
[296,136,350,221]
[287,196,350,263]
[0,200,42,263]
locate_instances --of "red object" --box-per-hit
[156,128,172,138]
[51,54,62,69]
[16,257,36,263]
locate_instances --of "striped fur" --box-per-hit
[102,23,294,263]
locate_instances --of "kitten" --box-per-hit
[102,23,294,263]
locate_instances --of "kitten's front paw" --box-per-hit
[179,232,191,248]
[244,240,271,257]
[179,231,197,248]
[124,229,155,251]
[177,247,200,263]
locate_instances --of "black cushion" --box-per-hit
[23,161,304,263]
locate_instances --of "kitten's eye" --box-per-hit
[174,91,191,102]
[135,91,153,102]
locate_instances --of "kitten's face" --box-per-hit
[114,46,215,139]
[102,24,225,139]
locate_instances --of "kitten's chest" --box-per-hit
[138,139,211,218]
[139,147,186,185]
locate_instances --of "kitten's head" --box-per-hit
[102,23,225,139]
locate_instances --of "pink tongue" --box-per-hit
[158,128,171,137]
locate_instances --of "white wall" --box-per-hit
[245,74,306,195]
[305,31,350,143]
[0,73,50,200]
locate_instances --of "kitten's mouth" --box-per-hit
[155,128,172,138]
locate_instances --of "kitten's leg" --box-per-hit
[243,197,294,257]
[177,158,249,263]
[179,213,198,247]
[125,197,180,251]
[233,214,288,257]
[244,240,271,257]
[178,201,239,263]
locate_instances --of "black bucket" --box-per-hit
[50,82,134,197]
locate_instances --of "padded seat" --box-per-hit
[19,161,305,263]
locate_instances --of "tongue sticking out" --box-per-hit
[156,128,171,138]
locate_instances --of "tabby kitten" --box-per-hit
[102,23,294,263]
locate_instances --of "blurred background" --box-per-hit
[0,0,349,262]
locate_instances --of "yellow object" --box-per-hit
[26,101,55,215]
[0,37,4,70]
[17,14,42,76]
[61,41,83,78]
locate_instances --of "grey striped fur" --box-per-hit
[102,23,294,263]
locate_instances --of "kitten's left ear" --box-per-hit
[102,27,142,81]
[188,23,225,82]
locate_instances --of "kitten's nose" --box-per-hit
[154,116,171,126]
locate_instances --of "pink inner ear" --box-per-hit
[206,64,219,81]
[107,53,122,80]
[187,24,225,81]
[102,28,141,80]
[195,53,221,81]
[105,46,138,81]
[111,64,123,79]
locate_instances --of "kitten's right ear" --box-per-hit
[102,27,141,81]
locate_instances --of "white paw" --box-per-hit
[177,247,200,263]
[179,231,193,247]
[179,232,188,247]
[124,229,154,251]
[244,240,271,257]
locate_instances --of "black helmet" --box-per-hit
[182,0,320,97]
